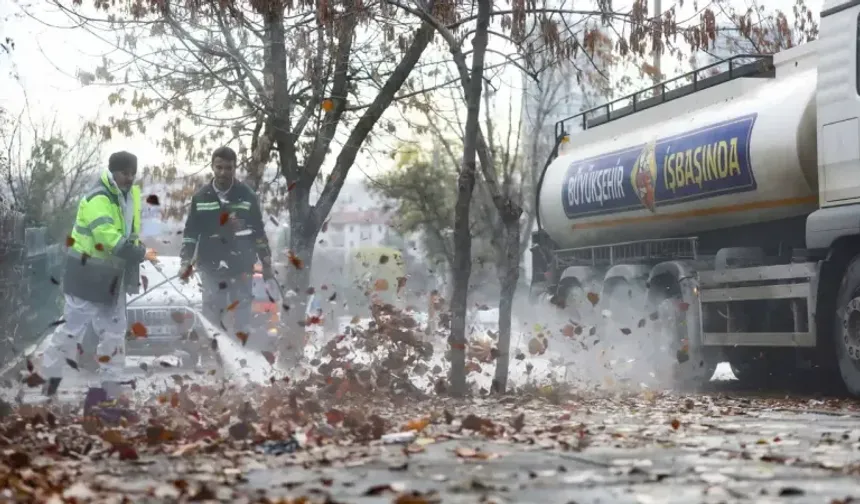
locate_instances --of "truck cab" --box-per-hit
[531,0,860,396]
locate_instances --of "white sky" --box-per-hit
[0,0,821,183]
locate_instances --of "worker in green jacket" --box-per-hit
[40,152,146,414]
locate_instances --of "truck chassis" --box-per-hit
[530,228,858,393]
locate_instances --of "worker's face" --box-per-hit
[113,168,136,192]
[212,156,236,187]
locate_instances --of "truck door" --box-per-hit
[818,0,860,204]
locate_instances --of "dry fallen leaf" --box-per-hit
[262,351,275,365]
[229,422,251,440]
[130,322,148,338]
[288,251,304,270]
[394,492,437,504]
[586,291,600,306]
[101,429,125,446]
[236,332,249,346]
[116,444,139,461]
[527,337,545,355]
[180,263,194,282]
[171,442,201,457]
[325,409,345,426]
[374,278,390,292]
[23,373,46,388]
[403,417,430,432]
[455,446,499,460]
[511,412,525,432]
[461,414,494,431]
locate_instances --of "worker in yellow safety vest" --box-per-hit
[40,152,147,416]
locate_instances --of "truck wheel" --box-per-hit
[833,254,860,396]
[564,282,588,322]
[652,285,715,390]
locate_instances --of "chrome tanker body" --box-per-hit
[531,1,860,396]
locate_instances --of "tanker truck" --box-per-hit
[531,0,860,395]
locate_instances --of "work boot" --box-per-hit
[83,387,139,425]
[43,377,62,398]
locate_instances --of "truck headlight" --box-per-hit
[267,327,279,336]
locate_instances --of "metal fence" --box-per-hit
[0,206,63,367]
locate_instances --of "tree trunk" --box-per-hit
[448,0,491,397]
[493,210,521,393]
[275,187,318,365]
[449,168,475,396]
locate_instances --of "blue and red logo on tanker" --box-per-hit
[561,114,758,219]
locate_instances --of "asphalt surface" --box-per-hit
[3,333,860,503]
[22,384,858,504]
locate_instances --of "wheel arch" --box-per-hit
[815,235,860,378]
[603,264,650,290]
[557,266,601,297]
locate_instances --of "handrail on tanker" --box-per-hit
[534,53,775,233]
[553,53,774,139]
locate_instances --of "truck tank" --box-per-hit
[537,68,819,250]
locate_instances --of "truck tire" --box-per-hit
[562,282,588,323]
[832,253,860,396]
[650,279,716,391]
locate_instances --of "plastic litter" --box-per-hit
[256,436,302,455]
[381,431,418,444]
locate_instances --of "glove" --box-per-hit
[117,241,146,263]
[133,243,147,263]
[261,261,274,281]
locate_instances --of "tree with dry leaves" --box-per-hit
[392,0,818,393]
[384,0,666,395]
[703,0,818,56]
[46,0,444,310]
[0,111,103,241]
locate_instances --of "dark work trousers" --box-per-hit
[201,272,253,339]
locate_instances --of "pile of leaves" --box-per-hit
[295,303,439,402]
[0,373,595,502]
[295,302,572,399]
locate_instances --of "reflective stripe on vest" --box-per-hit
[196,202,220,211]
[74,215,115,236]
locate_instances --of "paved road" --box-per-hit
[34,392,859,504]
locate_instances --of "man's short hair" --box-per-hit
[108,151,138,173]
[212,146,237,164]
